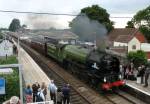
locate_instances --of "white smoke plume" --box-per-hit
[25,14,71,29]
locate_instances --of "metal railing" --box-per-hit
[27,101,54,104]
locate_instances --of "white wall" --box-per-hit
[114,41,128,47]
[128,37,141,52]
[141,43,150,52]
[0,40,13,56]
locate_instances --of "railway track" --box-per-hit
[16,39,145,104]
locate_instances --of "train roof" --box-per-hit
[34,30,78,40]
[30,37,45,44]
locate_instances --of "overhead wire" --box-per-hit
[0,10,133,18]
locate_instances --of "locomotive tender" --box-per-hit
[12,33,125,90]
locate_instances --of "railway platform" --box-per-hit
[125,80,150,103]
[19,46,53,103]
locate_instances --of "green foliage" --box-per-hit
[0,69,20,101]
[70,5,113,32]
[22,24,27,28]
[139,25,150,42]
[132,6,150,42]
[0,56,18,64]
[126,21,135,28]
[0,33,3,39]
[127,50,147,67]
[133,6,150,26]
[0,56,19,102]
[9,18,21,32]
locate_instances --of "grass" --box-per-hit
[0,55,18,64]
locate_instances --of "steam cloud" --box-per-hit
[26,14,65,29]
[70,15,108,49]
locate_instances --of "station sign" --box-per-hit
[0,78,6,95]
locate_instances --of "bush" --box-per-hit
[0,56,19,102]
[127,50,147,67]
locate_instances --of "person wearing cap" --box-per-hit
[3,96,21,104]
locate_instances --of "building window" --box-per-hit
[132,45,136,49]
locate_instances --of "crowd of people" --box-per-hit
[24,80,70,104]
[120,62,150,87]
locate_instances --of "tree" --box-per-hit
[22,24,27,29]
[127,50,147,67]
[9,18,21,32]
[132,6,150,42]
[0,33,3,39]
[126,21,135,28]
[70,5,114,32]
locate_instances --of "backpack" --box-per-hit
[36,92,43,102]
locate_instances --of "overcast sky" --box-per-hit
[0,0,149,29]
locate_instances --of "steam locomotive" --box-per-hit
[11,33,125,91]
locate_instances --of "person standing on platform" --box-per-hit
[32,82,40,102]
[48,80,57,104]
[36,88,45,102]
[25,85,32,103]
[141,65,145,84]
[144,67,150,87]
[13,44,17,55]
[41,82,47,100]
[56,87,63,104]
[62,84,70,104]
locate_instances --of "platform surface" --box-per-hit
[19,47,52,101]
[126,80,150,96]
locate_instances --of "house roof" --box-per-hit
[108,28,138,42]
[146,52,150,59]
[115,35,133,43]
[135,32,147,43]
[108,28,147,43]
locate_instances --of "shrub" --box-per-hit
[127,50,147,67]
[0,56,19,102]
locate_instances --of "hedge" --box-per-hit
[0,56,20,102]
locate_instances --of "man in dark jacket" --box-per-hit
[144,67,150,87]
[62,84,70,104]
[32,82,40,102]
[140,65,145,84]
